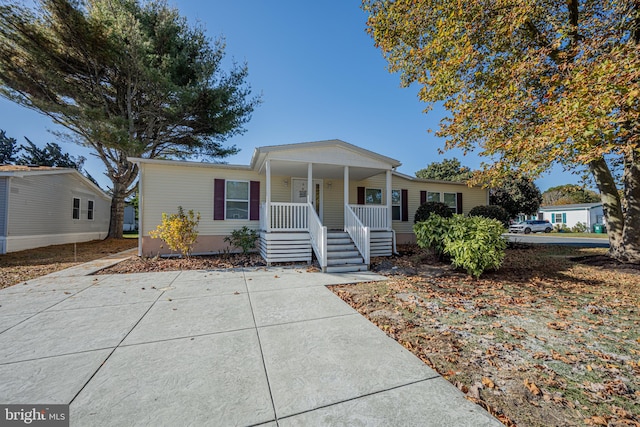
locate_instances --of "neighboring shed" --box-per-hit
[538,203,604,231]
[0,165,111,254]
[130,139,490,272]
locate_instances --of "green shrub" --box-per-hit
[571,222,588,233]
[224,226,259,254]
[149,206,200,258]
[468,205,511,227]
[414,201,453,223]
[414,215,506,278]
[553,223,569,233]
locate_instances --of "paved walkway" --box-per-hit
[0,254,501,426]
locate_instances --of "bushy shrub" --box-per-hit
[224,226,259,254]
[571,222,588,233]
[414,215,506,278]
[149,206,200,258]
[468,205,511,227]
[414,201,453,223]
[553,223,569,233]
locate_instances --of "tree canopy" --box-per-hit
[1,129,85,170]
[364,0,640,262]
[0,130,18,164]
[0,0,259,237]
[542,184,600,206]
[415,158,473,182]
[490,175,543,219]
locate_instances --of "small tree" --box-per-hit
[149,206,200,258]
[0,130,18,164]
[415,158,473,182]
[414,201,453,223]
[490,175,542,219]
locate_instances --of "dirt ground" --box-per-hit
[331,245,640,427]
[0,239,136,289]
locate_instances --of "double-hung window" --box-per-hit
[443,193,457,214]
[226,181,249,219]
[427,191,440,203]
[87,200,95,220]
[72,198,80,219]
[391,189,401,221]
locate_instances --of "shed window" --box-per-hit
[87,200,94,220]
[72,198,80,219]
[443,193,457,213]
[427,192,441,203]
[226,180,249,219]
[365,188,382,205]
[392,189,401,220]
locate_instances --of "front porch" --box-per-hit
[258,202,395,272]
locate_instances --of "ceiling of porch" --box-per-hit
[266,160,386,181]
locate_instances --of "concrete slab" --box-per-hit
[259,314,438,418]
[0,275,107,294]
[72,330,275,427]
[164,276,247,300]
[245,271,323,293]
[46,284,163,311]
[122,293,254,345]
[0,290,74,316]
[250,286,355,327]
[0,313,34,334]
[176,269,245,281]
[0,349,111,404]
[0,303,151,363]
[96,271,180,288]
[278,377,502,427]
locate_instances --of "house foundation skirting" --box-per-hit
[258,231,312,265]
[2,232,109,254]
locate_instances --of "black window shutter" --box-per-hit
[456,192,463,214]
[214,179,225,220]
[401,189,409,222]
[249,181,260,221]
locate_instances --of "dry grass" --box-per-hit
[0,239,136,289]
[331,245,640,427]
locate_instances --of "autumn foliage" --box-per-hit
[364,0,640,263]
[149,206,200,258]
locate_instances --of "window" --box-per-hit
[427,192,441,203]
[365,188,382,205]
[72,198,80,219]
[87,200,94,220]
[553,213,563,223]
[226,180,249,219]
[443,193,457,214]
[391,189,401,220]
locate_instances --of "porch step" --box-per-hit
[325,263,369,273]
[324,231,367,273]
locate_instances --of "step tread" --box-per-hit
[325,264,368,273]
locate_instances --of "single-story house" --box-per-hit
[0,165,111,254]
[537,203,604,231]
[130,139,489,272]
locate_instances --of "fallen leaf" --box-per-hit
[482,377,495,389]
[524,378,541,396]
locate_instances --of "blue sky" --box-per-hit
[0,0,577,191]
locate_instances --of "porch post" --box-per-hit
[266,159,271,232]
[344,166,349,230]
[386,169,392,230]
[307,162,313,205]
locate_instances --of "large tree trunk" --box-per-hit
[108,181,127,239]
[589,157,640,264]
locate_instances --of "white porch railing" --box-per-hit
[263,202,309,231]
[348,204,389,230]
[307,202,328,270]
[345,204,370,266]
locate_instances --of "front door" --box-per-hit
[292,178,323,221]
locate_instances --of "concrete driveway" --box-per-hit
[0,254,500,426]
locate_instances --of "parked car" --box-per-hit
[509,220,552,234]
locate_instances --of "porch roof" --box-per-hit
[251,139,401,180]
